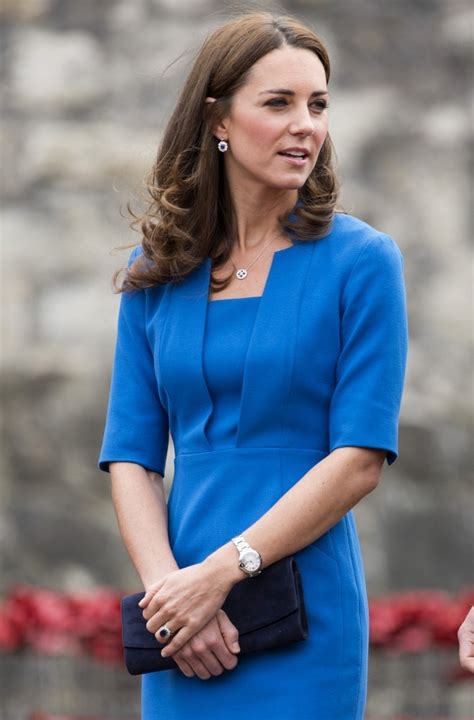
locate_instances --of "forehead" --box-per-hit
[243,45,327,93]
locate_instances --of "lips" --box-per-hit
[277,148,310,167]
[277,147,310,159]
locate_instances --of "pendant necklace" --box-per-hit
[229,234,280,280]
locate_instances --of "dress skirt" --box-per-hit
[142,446,369,720]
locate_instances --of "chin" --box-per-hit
[267,175,308,191]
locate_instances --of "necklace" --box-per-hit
[229,234,280,280]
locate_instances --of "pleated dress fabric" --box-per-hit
[98,211,409,719]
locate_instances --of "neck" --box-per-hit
[226,174,298,254]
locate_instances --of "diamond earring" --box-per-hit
[217,139,228,153]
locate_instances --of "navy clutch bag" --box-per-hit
[121,556,308,674]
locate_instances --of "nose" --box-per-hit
[288,105,316,137]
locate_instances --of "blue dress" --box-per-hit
[98,212,409,720]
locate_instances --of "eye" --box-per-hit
[311,100,329,112]
[265,98,329,112]
[265,98,288,107]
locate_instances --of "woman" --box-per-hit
[98,11,408,720]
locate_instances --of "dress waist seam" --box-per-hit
[175,446,329,458]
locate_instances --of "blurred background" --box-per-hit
[0,0,472,718]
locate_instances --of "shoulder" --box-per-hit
[127,244,144,267]
[120,245,170,328]
[125,245,170,295]
[329,212,403,261]
[307,212,404,282]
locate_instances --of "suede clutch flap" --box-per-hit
[121,555,308,674]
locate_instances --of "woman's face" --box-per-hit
[212,45,329,193]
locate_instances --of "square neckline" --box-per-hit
[207,243,298,303]
[207,295,262,303]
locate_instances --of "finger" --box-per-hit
[146,610,173,635]
[142,592,176,624]
[141,593,165,621]
[186,655,213,680]
[216,609,240,654]
[193,648,224,676]
[189,636,224,676]
[212,641,239,671]
[187,651,212,680]
[458,630,474,656]
[161,625,195,657]
[177,645,212,680]
[139,581,165,609]
[145,606,182,639]
[173,655,195,678]
[161,626,194,657]
[460,656,474,673]
[141,598,162,621]
[459,634,474,670]
[138,591,153,608]
[195,616,238,672]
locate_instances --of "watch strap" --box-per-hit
[232,535,251,553]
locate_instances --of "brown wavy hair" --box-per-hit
[114,11,343,294]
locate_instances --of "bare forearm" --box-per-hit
[110,461,179,589]
[204,447,384,588]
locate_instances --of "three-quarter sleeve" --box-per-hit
[328,233,408,465]
[98,247,170,475]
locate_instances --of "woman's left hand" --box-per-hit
[139,562,233,657]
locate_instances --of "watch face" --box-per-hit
[241,549,261,572]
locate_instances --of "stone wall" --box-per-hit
[1,0,472,602]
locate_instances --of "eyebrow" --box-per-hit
[258,88,329,97]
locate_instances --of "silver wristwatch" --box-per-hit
[231,535,262,577]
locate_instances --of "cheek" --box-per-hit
[232,112,282,150]
[315,114,329,137]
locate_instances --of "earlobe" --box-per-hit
[214,118,229,137]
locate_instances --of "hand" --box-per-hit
[170,609,240,679]
[139,561,234,657]
[458,606,474,673]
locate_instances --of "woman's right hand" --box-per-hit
[169,608,240,679]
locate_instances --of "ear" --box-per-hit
[205,96,229,139]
